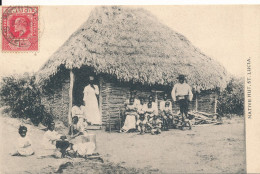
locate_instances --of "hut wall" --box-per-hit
[41,78,70,125]
[100,80,130,127]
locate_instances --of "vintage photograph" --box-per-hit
[1,5,257,173]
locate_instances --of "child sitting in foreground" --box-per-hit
[40,122,62,158]
[56,135,70,158]
[136,113,147,135]
[11,125,34,156]
[68,116,86,138]
[147,115,162,135]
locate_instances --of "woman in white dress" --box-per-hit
[121,97,138,132]
[83,76,101,125]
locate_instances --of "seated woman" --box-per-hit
[145,95,158,121]
[68,116,96,158]
[124,90,140,108]
[11,125,34,156]
[120,97,138,133]
[137,97,147,114]
[40,122,62,158]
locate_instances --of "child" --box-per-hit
[41,122,62,158]
[160,101,174,130]
[68,116,86,138]
[11,125,34,156]
[147,115,162,135]
[55,135,70,158]
[136,113,147,135]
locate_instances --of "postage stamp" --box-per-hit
[2,6,38,51]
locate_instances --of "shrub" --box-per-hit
[217,76,244,116]
[0,73,53,126]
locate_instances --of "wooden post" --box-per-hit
[195,92,198,112]
[214,96,218,114]
[68,70,74,125]
[99,77,103,124]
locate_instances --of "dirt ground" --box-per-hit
[0,112,246,174]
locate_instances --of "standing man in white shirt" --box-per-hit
[171,75,193,122]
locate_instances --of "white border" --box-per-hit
[2,0,260,5]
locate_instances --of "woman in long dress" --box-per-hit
[83,76,101,125]
[120,97,138,132]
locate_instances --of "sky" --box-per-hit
[0,5,259,77]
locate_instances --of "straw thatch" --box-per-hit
[37,6,229,90]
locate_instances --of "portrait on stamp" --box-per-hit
[2,6,38,51]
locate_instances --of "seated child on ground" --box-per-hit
[11,125,34,156]
[68,116,87,138]
[147,115,162,135]
[136,113,147,135]
[121,97,138,132]
[55,135,70,158]
[40,122,62,158]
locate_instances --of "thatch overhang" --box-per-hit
[37,6,229,90]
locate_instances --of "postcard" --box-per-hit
[0,5,259,173]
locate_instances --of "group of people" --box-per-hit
[11,118,96,158]
[10,74,192,156]
[121,74,193,134]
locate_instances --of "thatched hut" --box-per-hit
[37,6,229,129]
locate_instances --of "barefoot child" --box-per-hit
[40,122,62,158]
[136,113,147,135]
[160,94,174,130]
[11,125,34,156]
[147,115,162,135]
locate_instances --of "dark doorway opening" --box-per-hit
[73,67,99,107]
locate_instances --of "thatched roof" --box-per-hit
[37,6,229,90]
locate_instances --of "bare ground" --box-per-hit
[0,113,246,174]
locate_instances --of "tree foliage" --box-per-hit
[0,73,53,125]
[217,77,244,116]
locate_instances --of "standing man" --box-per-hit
[171,75,193,123]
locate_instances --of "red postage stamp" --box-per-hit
[2,6,38,51]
